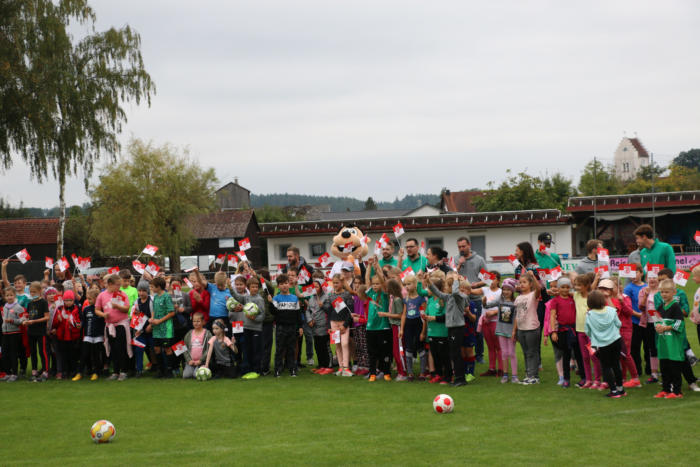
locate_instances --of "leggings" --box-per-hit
[482,319,502,371]
[80,341,103,375]
[330,321,351,369]
[28,335,49,373]
[517,329,540,379]
[498,335,517,376]
[391,325,407,376]
[403,318,425,375]
[631,323,646,376]
[643,324,659,373]
[2,333,21,375]
[596,338,623,390]
[366,329,392,376]
[619,329,638,380]
[577,332,602,382]
[553,329,576,381]
[660,359,683,394]
[313,334,331,368]
[57,340,79,376]
[351,326,368,368]
[107,326,128,374]
[429,337,450,381]
[449,326,465,383]
[243,328,263,374]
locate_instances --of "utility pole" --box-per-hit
[593,157,597,239]
[650,153,656,233]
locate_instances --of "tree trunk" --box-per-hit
[57,175,66,259]
[170,254,181,274]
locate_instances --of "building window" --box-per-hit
[623,147,627,151]
[278,244,291,261]
[470,235,486,259]
[622,162,629,173]
[218,238,235,249]
[425,237,443,250]
[309,242,326,257]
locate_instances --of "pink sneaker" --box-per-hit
[598,382,609,390]
[589,381,600,390]
[623,378,642,388]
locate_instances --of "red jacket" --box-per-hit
[52,305,82,341]
[189,287,210,322]
[611,297,633,334]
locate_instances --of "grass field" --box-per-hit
[2,279,698,466]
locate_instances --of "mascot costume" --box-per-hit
[329,224,369,277]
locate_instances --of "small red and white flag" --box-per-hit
[301,284,315,297]
[618,264,637,279]
[478,268,494,285]
[78,256,91,271]
[15,248,31,264]
[324,269,332,279]
[508,254,520,269]
[646,264,663,278]
[45,257,54,269]
[330,329,341,344]
[108,266,120,275]
[111,292,126,308]
[71,253,79,265]
[227,254,238,268]
[548,266,563,281]
[420,241,426,257]
[695,230,700,245]
[333,297,347,312]
[142,244,158,256]
[673,270,690,287]
[399,267,415,282]
[318,252,332,268]
[298,266,311,283]
[237,250,248,262]
[215,254,225,265]
[379,233,391,247]
[171,340,187,356]
[260,277,268,291]
[448,257,457,271]
[131,338,146,349]
[130,312,148,331]
[238,237,251,251]
[132,260,146,275]
[183,278,194,289]
[596,248,610,262]
[393,222,405,238]
[340,242,354,254]
[595,265,610,279]
[172,282,181,292]
[322,280,333,294]
[58,257,70,272]
[537,269,549,281]
[374,241,382,257]
[398,338,405,359]
[538,244,551,255]
[360,235,369,247]
[231,321,244,334]
[146,261,160,276]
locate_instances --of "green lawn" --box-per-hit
[2,278,698,466]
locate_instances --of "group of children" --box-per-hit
[1,255,699,400]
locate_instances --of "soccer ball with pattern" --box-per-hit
[90,420,116,443]
[433,394,454,414]
[195,366,212,381]
[243,302,260,319]
[226,297,240,311]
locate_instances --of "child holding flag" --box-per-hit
[361,258,392,382]
[322,274,355,376]
[150,276,176,378]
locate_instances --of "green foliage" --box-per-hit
[473,170,574,212]
[0,198,28,218]
[636,162,665,181]
[577,159,621,196]
[254,205,298,223]
[364,196,377,210]
[89,139,217,271]
[673,148,700,171]
[250,193,440,212]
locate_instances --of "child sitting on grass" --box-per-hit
[182,312,212,378]
[585,289,626,398]
[204,319,237,378]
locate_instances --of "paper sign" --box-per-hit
[143,244,159,256]
[131,338,146,349]
[15,248,31,264]
[318,252,332,268]
[232,321,244,334]
[171,340,187,356]
[132,260,146,275]
[330,329,341,344]
[618,264,637,279]
[508,254,521,269]
[215,254,225,265]
[595,265,610,279]
[108,266,120,275]
[596,248,610,262]
[673,270,689,287]
[146,261,160,276]
[393,222,405,238]
[332,297,347,312]
[45,257,54,269]
[238,238,251,251]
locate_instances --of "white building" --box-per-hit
[614,136,650,181]
[260,209,572,274]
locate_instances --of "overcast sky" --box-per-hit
[3,1,699,208]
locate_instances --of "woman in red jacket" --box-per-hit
[52,290,81,379]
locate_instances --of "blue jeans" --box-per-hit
[134,334,153,372]
[470,300,484,360]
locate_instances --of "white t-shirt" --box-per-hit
[482,287,502,322]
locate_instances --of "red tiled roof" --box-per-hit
[628,138,649,157]
[188,209,256,239]
[441,190,483,213]
[0,218,58,246]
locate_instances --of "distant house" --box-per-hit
[216,178,251,210]
[614,137,650,181]
[188,209,262,268]
[440,190,484,213]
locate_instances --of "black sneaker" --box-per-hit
[261,370,270,377]
[274,370,281,378]
[290,370,297,377]
[451,380,467,387]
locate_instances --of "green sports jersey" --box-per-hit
[653,290,689,316]
[366,289,390,331]
[152,292,175,339]
[640,240,676,273]
[121,286,138,317]
[535,251,562,270]
[371,257,398,277]
[426,296,447,338]
[401,255,428,274]
[655,301,685,361]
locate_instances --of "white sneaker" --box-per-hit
[341,369,353,377]
[395,375,408,382]
[307,359,315,366]
[351,364,358,372]
[117,372,128,381]
[334,369,343,376]
[689,382,700,392]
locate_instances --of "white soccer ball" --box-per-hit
[226,297,240,311]
[433,394,454,414]
[195,366,212,381]
[90,420,116,443]
[243,302,260,319]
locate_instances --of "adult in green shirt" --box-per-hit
[534,232,562,270]
[398,238,428,273]
[370,243,398,277]
[634,224,676,273]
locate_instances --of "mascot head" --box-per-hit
[330,224,369,261]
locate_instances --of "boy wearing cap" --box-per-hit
[535,232,562,270]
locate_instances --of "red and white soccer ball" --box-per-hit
[90,420,116,443]
[433,394,454,414]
